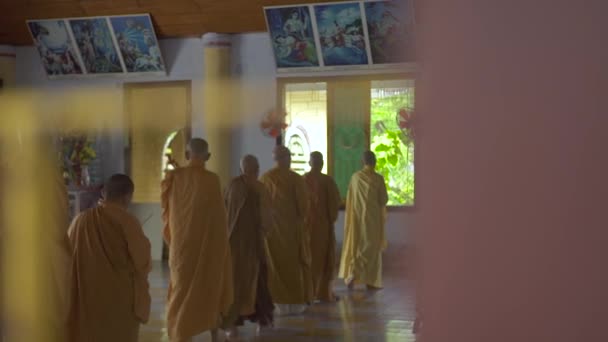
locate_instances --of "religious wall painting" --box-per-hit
[265,6,320,68]
[69,18,124,74]
[27,19,83,76]
[365,0,415,64]
[109,15,166,73]
[313,2,369,66]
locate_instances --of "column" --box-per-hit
[418,1,607,342]
[0,45,16,89]
[200,33,233,186]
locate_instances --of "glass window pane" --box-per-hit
[370,79,415,206]
[284,82,328,175]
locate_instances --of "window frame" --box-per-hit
[277,73,418,212]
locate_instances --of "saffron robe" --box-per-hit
[338,166,389,288]
[304,171,341,301]
[222,176,274,328]
[260,167,312,304]
[161,161,233,341]
[68,201,151,342]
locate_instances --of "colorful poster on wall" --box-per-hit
[69,18,124,74]
[313,2,369,66]
[265,6,320,68]
[109,15,165,73]
[27,20,83,76]
[365,0,415,64]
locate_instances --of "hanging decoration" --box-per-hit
[397,107,415,143]
[260,109,288,139]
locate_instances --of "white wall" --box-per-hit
[14,33,414,260]
[231,33,278,175]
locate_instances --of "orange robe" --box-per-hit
[339,166,388,288]
[68,201,151,342]
[222,175,275,328]
[260,167,312,305]
[304,171,341,301]
[161,161,233,341]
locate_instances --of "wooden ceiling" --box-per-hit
[0,0,335,45]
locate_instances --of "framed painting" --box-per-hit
[27,19,84,77]
[313,2,370,66]
[69,17,124,74]
[109,14,166,74]
[264,5,320,69]
[365,0,415,64]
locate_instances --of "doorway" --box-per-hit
[124,81,191,262]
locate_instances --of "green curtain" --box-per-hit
[330,81,369,199]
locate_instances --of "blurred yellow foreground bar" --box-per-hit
[0,89,181,341]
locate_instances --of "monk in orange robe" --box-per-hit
[304,152,342,302]
[339,151,389,290]
[222,155,275,339]
[68,174,151,342]
[260,146,312,315]
[161,138,233,342]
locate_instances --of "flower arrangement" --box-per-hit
[61,134,97,187]
[397,107,415,143]
[260,109,288,139]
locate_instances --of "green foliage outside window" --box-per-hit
[370,91,415,206]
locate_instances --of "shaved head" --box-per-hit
[273,145,291,168]
[362,150,377,167]
[103,174,134,202]
[240,154,259,177]
[187,138,210,161]
[309,151,324,172]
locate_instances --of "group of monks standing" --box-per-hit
[62,138,389,342]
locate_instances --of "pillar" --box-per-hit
[418,1,607,342]
[0,45,16,89]
[200,33,233,186]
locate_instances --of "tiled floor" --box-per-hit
[139,248,415,342]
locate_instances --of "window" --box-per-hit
[370,80,415,206]
[281,76,415,207]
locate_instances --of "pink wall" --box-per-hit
[417,1,608,341]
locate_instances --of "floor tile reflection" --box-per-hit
[140,249,415,341]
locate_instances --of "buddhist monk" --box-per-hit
[260,145,312,315]
[222,155,275,338]
[304,152,342,302]
[161,138,233,342]
[339,151,389,290]
[68,174,151,342]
